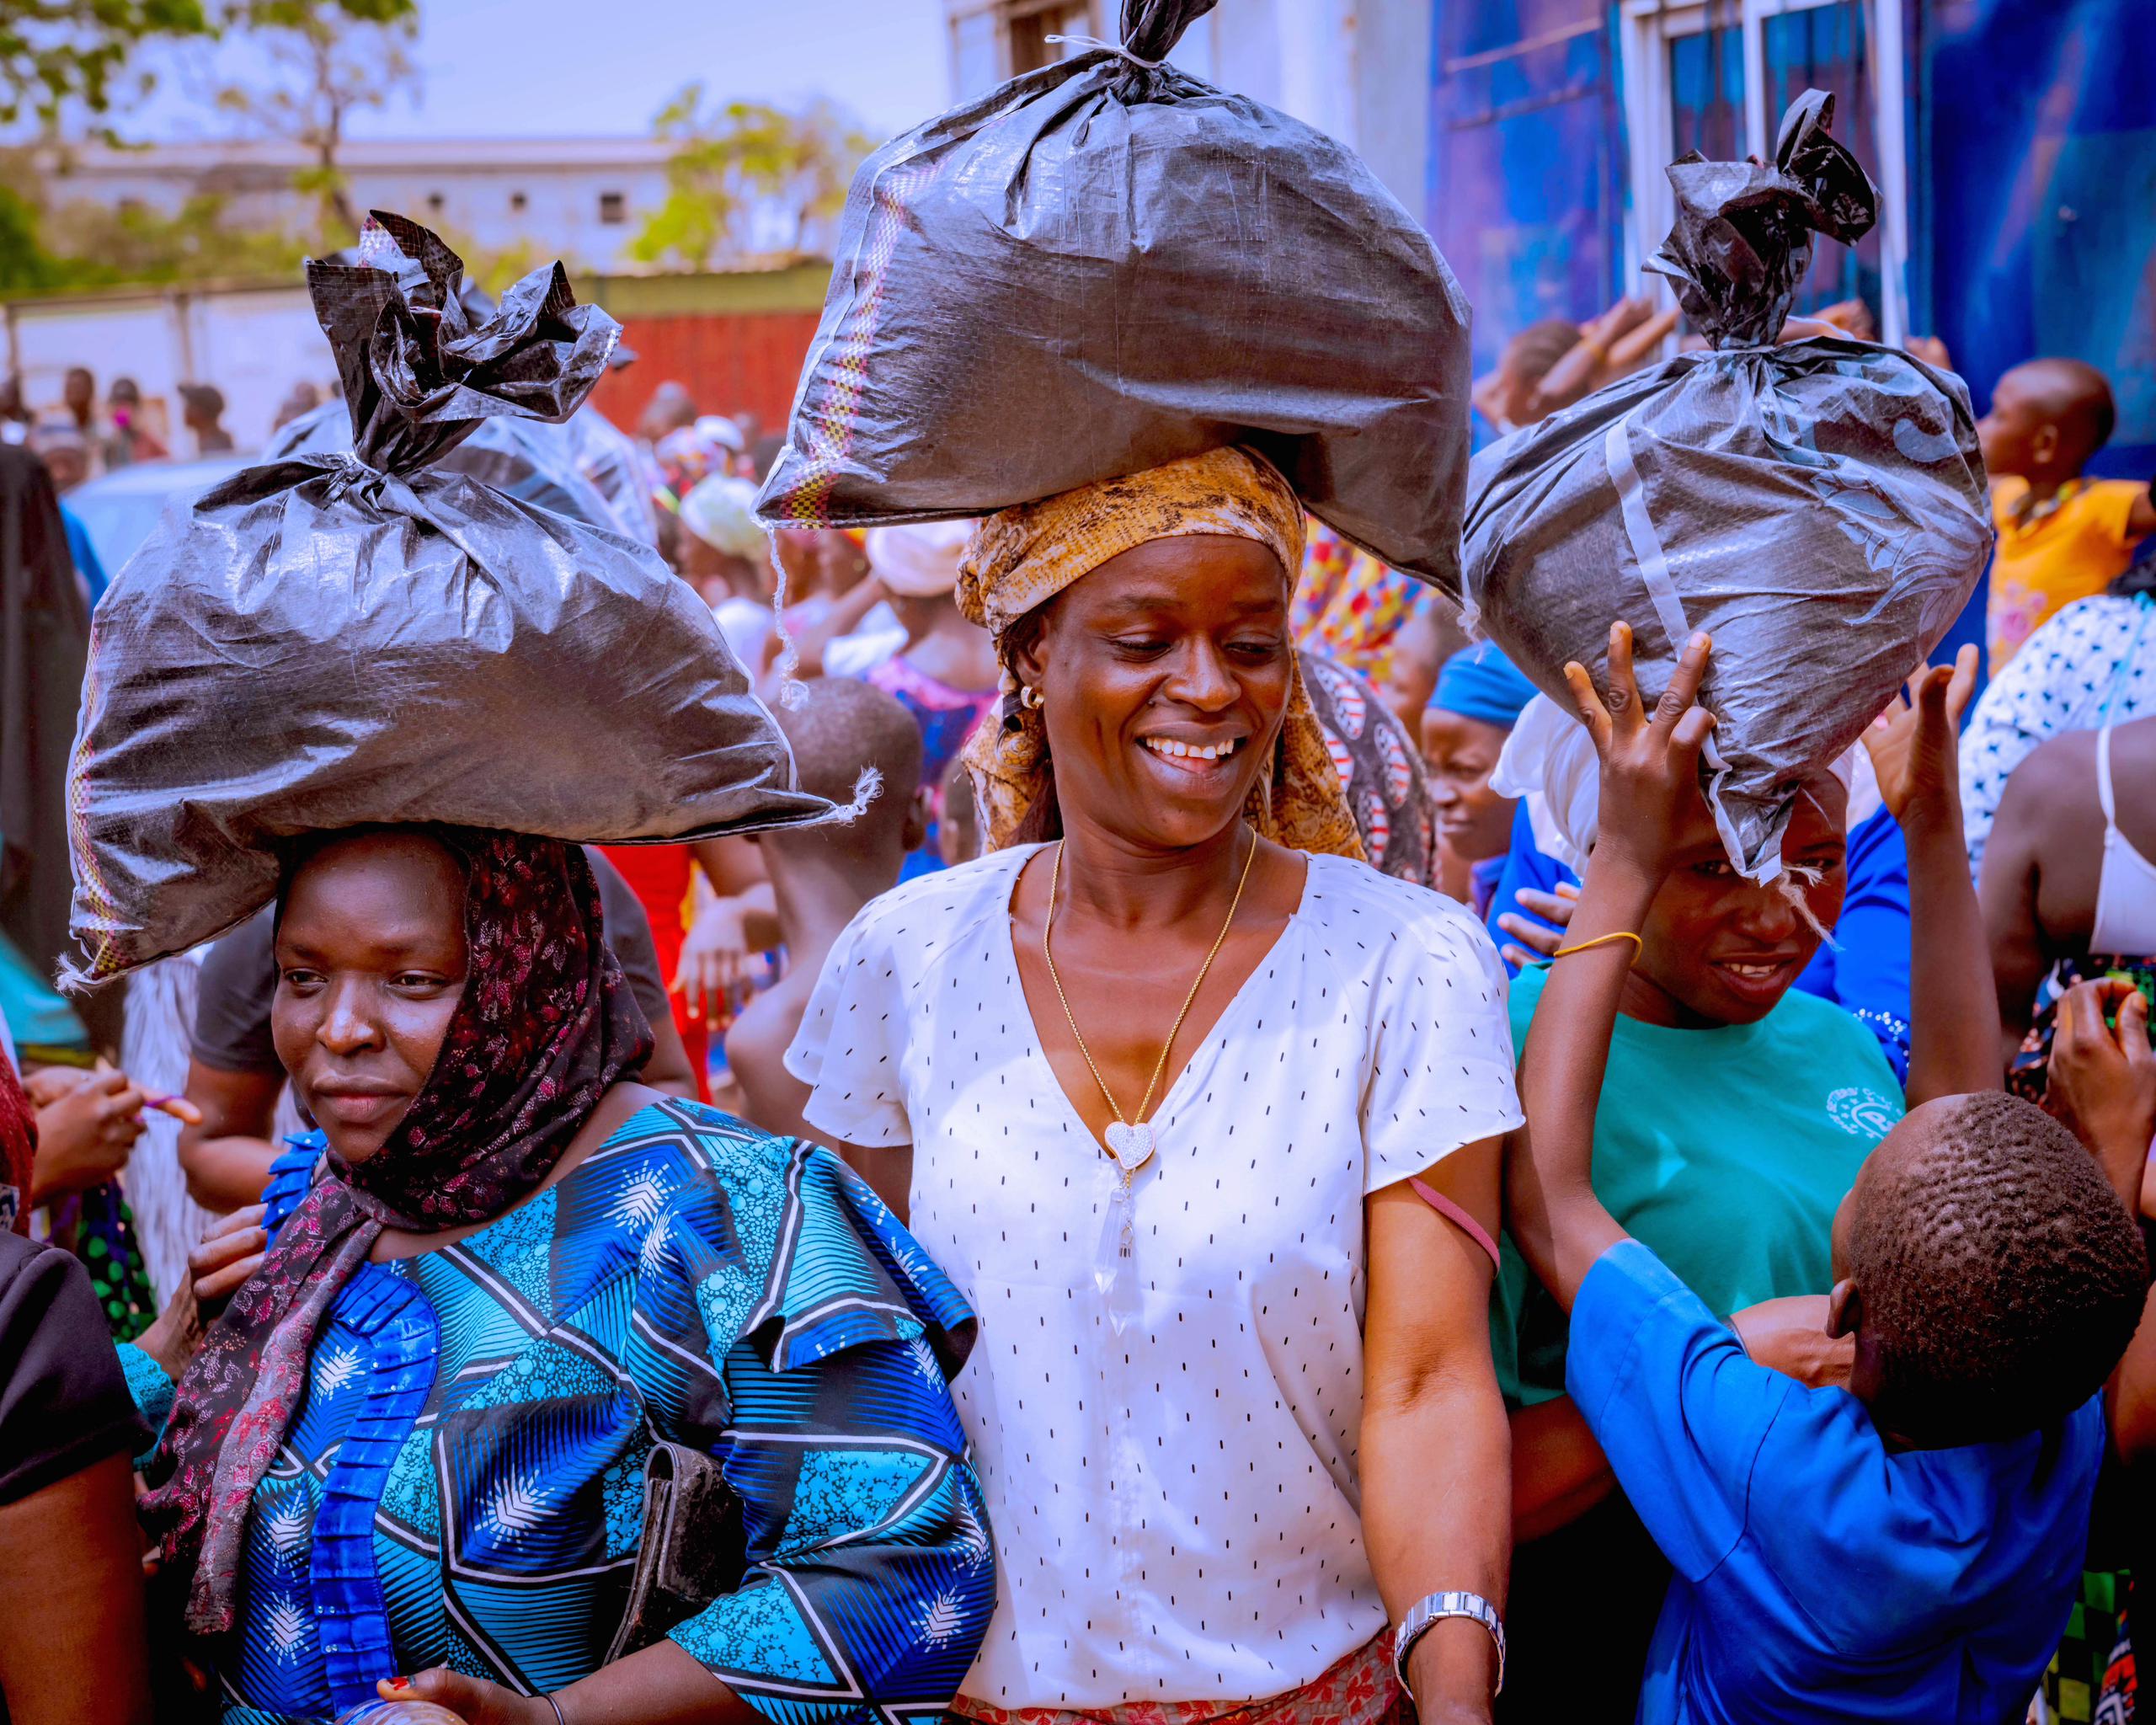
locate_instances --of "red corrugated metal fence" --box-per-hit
[586,310,821,439]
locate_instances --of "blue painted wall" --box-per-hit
[1428,0,2156,682]
[1428,0,2155,476]
[1918,0,2156,479]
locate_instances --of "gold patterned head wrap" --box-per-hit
[955,446,1365,860]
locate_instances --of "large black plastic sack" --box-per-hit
[1462,92,1989,879]
[66,214,829,985]
[757,0,1471,591]
[264,246,656,546]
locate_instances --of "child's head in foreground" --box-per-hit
[1828,1092,2146,1447]
[765,676,926,882]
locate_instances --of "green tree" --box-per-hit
[0,182,55,290]
[213,0,418,245]
[632,86,872,270]
[37,191,307,285]
[0,0,211,127]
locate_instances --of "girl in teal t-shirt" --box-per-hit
[1493,963,1903,1408]
[1492,685,1959,1722]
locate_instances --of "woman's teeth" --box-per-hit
[1721,961,1782,981]
[1143,736,1241,761]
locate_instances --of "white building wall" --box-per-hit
[943,0,1432,222]
[42,143,674,270]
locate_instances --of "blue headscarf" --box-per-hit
[1430,642,1537,730]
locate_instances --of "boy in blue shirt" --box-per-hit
[1503,623,2148,1723]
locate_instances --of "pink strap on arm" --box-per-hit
[1410,1178,1502,1273]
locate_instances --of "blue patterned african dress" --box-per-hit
[196,1098,991,1724]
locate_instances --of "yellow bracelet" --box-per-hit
[1551,930,1644,962]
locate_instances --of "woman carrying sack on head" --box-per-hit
[130,825,991,1723]
[786,447,1520,1725]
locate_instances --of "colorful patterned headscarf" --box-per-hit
[955,447,1364,861]
[141,830,653,1637]
[1289,520,1433,684]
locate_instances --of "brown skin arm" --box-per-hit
[2108,1286,2156,1464]
[1501,630,1715,1541]
[0,1454,152,1725]
[640,999,700,1099]
[834,1139,913,1226]
[689,837,769,899]
[1508,1394,1614,1542]
[1526,298,1652,420]
[387,1638,756,1724]
[2035,980,2156,1462]
[1505,625,1709,1314]
[1865,648,2000,1106]
[1361,1140,1509,1722]
[723,984,814,1142]
[1978,767,2056,1072]
[2130,484,2156,539]
[177,1060,285,1212]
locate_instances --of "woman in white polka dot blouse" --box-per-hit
[787,450,1523,1725]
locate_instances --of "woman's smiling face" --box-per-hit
[1015,535,1294,853]
[271,830,469,1163]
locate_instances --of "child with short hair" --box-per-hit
[1505,624,2148,1722]
[1979,358,2156,664]
[723,677,926,1148]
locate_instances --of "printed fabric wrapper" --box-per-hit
[65,212,832,985]
[755,0,1473,595]
[1461,90,1990,880]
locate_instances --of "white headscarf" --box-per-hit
[1490,695,1879,876]
[866,521,973,596]
[679,475,766,559]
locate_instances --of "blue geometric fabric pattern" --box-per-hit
[209,1100,991,1725]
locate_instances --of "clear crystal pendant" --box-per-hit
[1093,1166,1144,1333]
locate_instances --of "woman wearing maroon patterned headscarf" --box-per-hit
[131,825,990,1725]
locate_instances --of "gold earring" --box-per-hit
[1020,684,1043,711]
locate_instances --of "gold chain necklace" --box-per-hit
[1042,823,1257,1178]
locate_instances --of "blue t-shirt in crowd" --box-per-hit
[1485,802,1914,1081]
[61,504,108,606]
[1568,1239,2102,1725]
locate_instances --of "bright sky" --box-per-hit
[127,0,953,147]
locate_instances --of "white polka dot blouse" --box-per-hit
[784,843,1523,1710]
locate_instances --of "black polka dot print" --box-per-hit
[784,844,1523,1707]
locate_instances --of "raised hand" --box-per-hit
[29,1062,148,1202]
[2047,979,2156,1213]
[1561,622,1716,885]
[1860,644,1978,830]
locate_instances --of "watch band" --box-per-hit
[1392,1589,1506,1698]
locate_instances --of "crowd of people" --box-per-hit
[3,216,2156,1725]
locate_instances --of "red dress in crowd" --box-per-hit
[596,843,708,1101]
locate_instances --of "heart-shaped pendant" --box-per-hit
[1103,1119,1155,1172]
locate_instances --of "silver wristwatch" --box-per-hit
[1392,1589,1506,1698]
